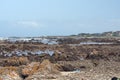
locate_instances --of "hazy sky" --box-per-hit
[0,0,120,37]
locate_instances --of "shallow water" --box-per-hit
[80,42,113,45]
[1,50,55,57]
[69,41,113,46]
[73,69,80,73]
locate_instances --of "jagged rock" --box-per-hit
[0,71,23,80]
[24,59,60,80]
[22,62,40,76]
[38,59,60,74]
[25,72,59,80]
[60,64,75,71]
[0,67,23,80]
[1,56,29,66]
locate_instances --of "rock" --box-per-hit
[39,59,60,74]
[111,77,118,80]
[1,56,29,66]
[22,62,40,77]
[0,67,23,80]
[25,72,59,80]
[0,78,2,80]
[61,64,75,71]
[0,71,23,80]
[24,59,60,80]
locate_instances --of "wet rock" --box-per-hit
[57,38,80,44]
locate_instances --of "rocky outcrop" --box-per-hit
[0,71,23,80]
[39,59,60,74]
[0,60,61,80]
[1,57,29,66]
[22,62,40,77]
[0,67,22,80]
[25,72,59,80]
[23,59,60,80]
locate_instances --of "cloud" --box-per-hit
[16,21,39,27]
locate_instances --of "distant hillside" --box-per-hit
[71,31,120,37]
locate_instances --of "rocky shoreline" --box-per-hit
[0,37,120,80]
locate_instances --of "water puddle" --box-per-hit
[2,50,54,57]
[80,42,112,45]
[69,41,113,46]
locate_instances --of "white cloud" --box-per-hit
[16,21,39,27]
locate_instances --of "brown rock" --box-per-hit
[1,56,29,66]
[0,67,22,80]
[22,62,40,76]
[0,78,2,80]
[24,60,60,80]
[39,59,60,74]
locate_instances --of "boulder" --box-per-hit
[23,59,60,80]
[0,67,22,80]
[39,59,60,74]
[22,62,40,76]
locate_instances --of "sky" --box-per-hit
[0,0,120,37]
